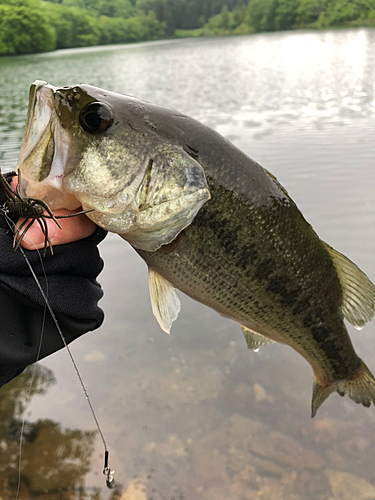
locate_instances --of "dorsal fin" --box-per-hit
[148,267,181,334]
[323,242,375,329]
[241,325,275,351]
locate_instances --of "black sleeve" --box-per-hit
[0,173,107,388]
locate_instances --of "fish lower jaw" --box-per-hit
[84,209,137,234]
[21,178,82,210]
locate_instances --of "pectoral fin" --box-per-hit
[148,267,181,334]
[241,325,275,351]
[323,242,375,329]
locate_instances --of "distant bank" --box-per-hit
[1,0,375,56]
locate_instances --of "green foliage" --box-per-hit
[0,0,41,5]
[220,5,230,28]
[98,11,165,44]
[1,0,375,55]
[247,0,300,31]
[317,0,375,27]
[98,15,131,44]
[232,5,247,27]
[0,2,56,54]
[246,0,375,32]
[233,21,255,34]
[205,4,247,32]
[247,0,278,31]
[296,0,329,25]
[40,2,100,48]
[161,0,248,31]
[275,0,299,30]
[99,0,134,18]
[136,0,166,19]
[61,0,135,18]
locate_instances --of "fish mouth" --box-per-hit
[17,81,82,210]
[18,174,83,212]
[17,81,59,183]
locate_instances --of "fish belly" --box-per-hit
[137,183,361,387]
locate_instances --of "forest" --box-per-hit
[0,0,375,56]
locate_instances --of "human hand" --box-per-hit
[10,177,97,251]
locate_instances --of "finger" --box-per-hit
[9,176,97,249]
[16,210,97,250]
[9,176,18,192]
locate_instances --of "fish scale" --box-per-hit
[16,81,375,416]
[137,181,360,386]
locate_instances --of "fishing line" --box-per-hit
[14,308,46,500]
[2,214,48,500]
[3,213,115,493]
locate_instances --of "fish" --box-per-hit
[15,80,375,417]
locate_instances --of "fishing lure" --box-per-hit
[0,169,93,256]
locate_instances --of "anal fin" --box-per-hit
[311,381,335,418]
[148,267,181,334]
[241,325,275,351]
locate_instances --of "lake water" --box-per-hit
[0,29,375,500]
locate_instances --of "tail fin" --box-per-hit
[311,359,375,417]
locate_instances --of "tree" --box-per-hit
[135,0,174,33]
[98,16,130,44]
[275,0,299,30]
[220,5,230,28]
[296,0,329,25]
[247,0,278,32]
[98,0,135,18]
[231,5,247,28]
[138,10,166,38]
[0,3,56,55]
[41,3,100,48]
[318,0,375,26]
[0,366,96,498]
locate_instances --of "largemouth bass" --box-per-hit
[16,81,375,417]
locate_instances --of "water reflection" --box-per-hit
[0,365,96,498]
[0,29,374,500]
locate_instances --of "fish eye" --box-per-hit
[79,102,113,134]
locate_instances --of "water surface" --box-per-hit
[0,30,375,499]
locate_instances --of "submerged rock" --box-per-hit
[326,470,375,500]
[248,431,324,470]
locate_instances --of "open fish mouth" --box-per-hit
[17,81,82,210]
